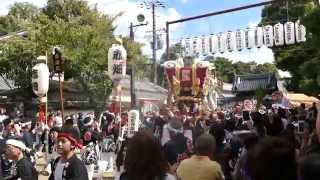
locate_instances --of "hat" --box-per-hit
[6,139,26,150]
[58,127,83,149]
[83,116,94,127]
[258,106,267,115]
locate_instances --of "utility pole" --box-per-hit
[141,0,165,84]
[152,3,157,84]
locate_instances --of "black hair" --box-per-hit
[300,154,320,180]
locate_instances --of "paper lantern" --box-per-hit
[255,27,264,48]
[284,21,295,45]
[218,32,227,53]
[274,23,284,46]
[200,36,209,55]
[192,37,201,55]
[203,35,211,55]
[185,37,192,56]
[108,44,127,82]
[235,29,246,51]
[295,21,307,43]
[127,110,140,138]
[32,63,49,97]
[210,34,219,54]
[264,25,274,47]
[226,31,236,52]
[245,27,255,49]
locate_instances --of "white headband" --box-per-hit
[6,139,26,150]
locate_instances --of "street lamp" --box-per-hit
[129,15,148,109]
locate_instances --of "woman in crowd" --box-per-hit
[119,130,175,180]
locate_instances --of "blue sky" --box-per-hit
[0,0,274,64]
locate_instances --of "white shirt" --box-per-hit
[54,160,66,180]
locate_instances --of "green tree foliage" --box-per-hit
[261,0,320,95]
[0,0,146,111]
[212,57,277,83]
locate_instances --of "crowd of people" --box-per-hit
[0,101,320,180]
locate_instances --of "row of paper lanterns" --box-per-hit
[181,21,307,55]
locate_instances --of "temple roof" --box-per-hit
[232,73,278,93]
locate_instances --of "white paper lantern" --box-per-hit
[235,29,246,51]
[284,21,295,45]
[210,34,219,54]
[192,37,202,55]
[274,23,284,46]
[200,36,210,55]
[255,27,264,48]
[226,31,236,52]
[181,38,186,49]
[185,38,192,56]
[245,28,255,49]
[295,21,307,43]
[204,36,211,55]
[127,110,140,138]
[218,32,227,53]
[264,25,274,47]
[32,63,49,97]
[108,44,127,81]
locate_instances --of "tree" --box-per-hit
[0,0,146,115]
[212,57,235,83]
[260,0,320,95]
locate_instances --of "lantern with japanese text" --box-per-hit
[127,110,140,138]
[295,21,307,43]
[264,25,274,47]
[32,57,49,97]
[236,29,246,51]
[284,21,295,45]
[245,27,255,49]
[218,32,227,53]
[274,23,284,46]
[108,44,127,83]
[255,27,264,48]
[210,34,219,54]
[226,31,236,52]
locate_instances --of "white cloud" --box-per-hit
[88,0,183,60]
[216,46,275,64]
[180,0,188,4]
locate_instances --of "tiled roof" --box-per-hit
[111,76,168,101]
[233,73,277,92]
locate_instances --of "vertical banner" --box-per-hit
[295,21,307,43]
[218,32,227,53]
[226,31,236,52]
[210,34,219,54]
[264,25,274,47]
[245,27,255,49]
[284,21,295,45]
[235,29,246,51]
[255,27,264,48]
[274,23,284,46]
